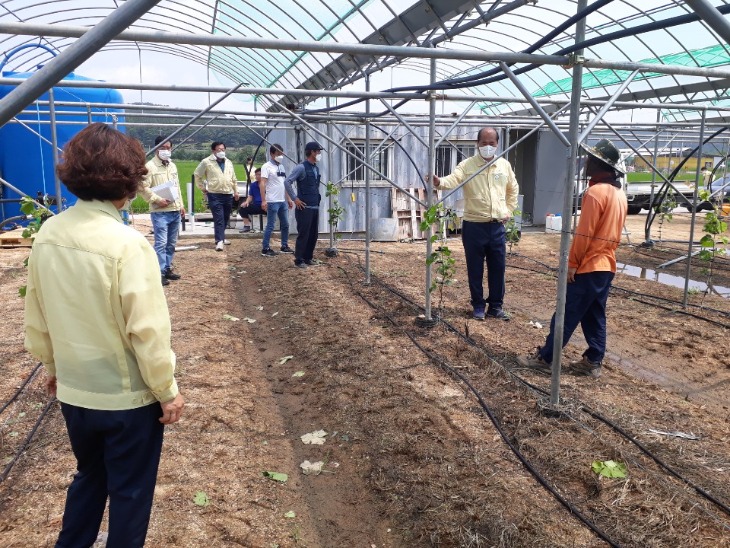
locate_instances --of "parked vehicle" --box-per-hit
[624,180,699,214]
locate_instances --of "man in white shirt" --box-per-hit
[260,144,294,256]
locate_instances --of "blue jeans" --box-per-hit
[462,221,506,309]
[262,201,289,250]
[207,193,233,243]
[56,403,164,548]
[151,211,180,273]
[538,271,615,364]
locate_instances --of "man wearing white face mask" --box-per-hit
[140,136,185,286]
[194,141,238,251]
[431,127,519,321]
[260,143,294,257]
[284,141,325,268]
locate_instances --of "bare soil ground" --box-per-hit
[0,210,728,547]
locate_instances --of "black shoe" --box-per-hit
[161,276,170,286]
[294,261,308,269]
[486,307,510,320]
[305,259,323,266]
[280,246,294,253]
[164,269,181,280]
[261,248,277,257]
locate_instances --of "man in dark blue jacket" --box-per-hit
[285,141,324,268]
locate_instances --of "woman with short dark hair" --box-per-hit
[24,123,184,547]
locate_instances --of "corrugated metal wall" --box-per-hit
[267,122,480,236]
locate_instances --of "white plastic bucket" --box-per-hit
[545,215,562,234]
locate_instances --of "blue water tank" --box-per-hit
[0,70,125,221]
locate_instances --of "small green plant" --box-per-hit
[697,189,729,302]
[18,197,51,298]
[420,203,457,315]
[325,181,344,241]
[655,189,676,241]
[506,208,522,252]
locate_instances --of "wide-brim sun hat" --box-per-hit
[581,138,625,174]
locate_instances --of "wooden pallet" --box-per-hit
[0,228,33,248]
[391,187,441,240]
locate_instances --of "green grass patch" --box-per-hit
[627,171,700,183]
[130,160,251,213]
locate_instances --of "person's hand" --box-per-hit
[157,198,171,208]
[181,206,186,216]
[427,174,440,187]
[159,393,184,424]
[294,198,306,210]
[502,215,510,223]
[261,200,268,211]
[287,200,294,210]
[233,192,239,200]
[567,267,577,283]
[46,376,57,398]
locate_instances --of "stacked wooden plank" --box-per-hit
[0,228,33,248]
[390,187,441,240]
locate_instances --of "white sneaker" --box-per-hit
[215,241,224,251]
[223,239,231,245]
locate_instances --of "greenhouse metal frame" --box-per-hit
[1,0,730,403]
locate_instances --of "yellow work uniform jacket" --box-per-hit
[439,155,519,222]
[194,155,237,194]
[24,200,179,410]
[139,156,183,212]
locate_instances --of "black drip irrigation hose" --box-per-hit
[0,398,55,483]
[338,263,622,548]
[0,362,43,416]
[501,370,730,520]
[344,257,730,520]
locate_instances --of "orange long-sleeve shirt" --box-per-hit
[569,182,628,274]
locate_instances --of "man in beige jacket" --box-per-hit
[140,136,185,285]
[194,141,239,251]
[431,127,519,321]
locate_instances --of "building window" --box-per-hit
[435,143,475,176]
[344,142,391,182]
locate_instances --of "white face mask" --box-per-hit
[479,145,497,159]
[215,151,226,160]
[158,149,171,161]
[315,153,322,162]
[275,155,284,163]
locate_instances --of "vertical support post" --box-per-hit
[327,97,335,251]
[683,108,706,307]
[48,89,63,213]
[646,110,662,243]
[187,177,195,232]
[86,103,92,124]
[425,56,437,320]
[550,0,587,406]
[364,74,371,284]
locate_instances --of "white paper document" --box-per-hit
[154,181,180,202]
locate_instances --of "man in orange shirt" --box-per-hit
[518,139,628,378]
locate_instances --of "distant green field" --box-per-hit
[130,160,251,213]
[627,171,699,183]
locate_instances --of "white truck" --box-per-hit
[625,180,700,214]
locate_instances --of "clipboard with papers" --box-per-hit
[153,181,180,203]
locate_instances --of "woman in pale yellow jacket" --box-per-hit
[24,123,184,547]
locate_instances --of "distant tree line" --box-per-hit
[124,103,269,164]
